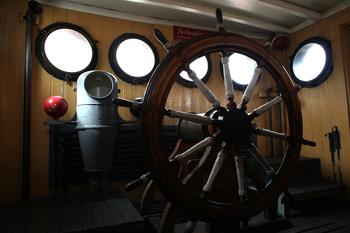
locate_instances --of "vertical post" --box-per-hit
[22,1,42,200]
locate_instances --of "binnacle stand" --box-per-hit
[118,8,315,233]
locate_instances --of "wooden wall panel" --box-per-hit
[0,0,26,204]
[30,3,54,198]
[286,8,350,194]
[0,1,12,202]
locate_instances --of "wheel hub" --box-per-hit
[215,107,252,147]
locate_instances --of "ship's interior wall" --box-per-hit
[0,0,349,204]
[286,8,350,195]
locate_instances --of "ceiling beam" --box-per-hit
[290,19,315,33]
[291,0,350,33]
[322,0,350,18]
[122,0,291,33]
[255,0,321,20]
[36,0,269,39]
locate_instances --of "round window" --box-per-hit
[290,37,333,87]
[220,53,258,91]
[177,55,212,88]
[109,33,159,84]
[35,22,98,81]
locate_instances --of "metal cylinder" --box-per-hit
[178,113,208,142]
[76,70,118,172]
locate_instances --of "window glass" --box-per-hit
[228,53,257,86]
[180,56,209,81]
[35,22,98,81]
[116,38,156,77]
[44,29,93,73]
[290,37,333,87]
[177,55,212,88]
[292,43,326,82]
[109,33,159,85]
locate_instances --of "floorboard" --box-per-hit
[170,199,350,233]
[0,194,145,233]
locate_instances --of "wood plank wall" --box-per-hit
[0,0,26,204]
[285,8,350,195]
[3,0,349,204]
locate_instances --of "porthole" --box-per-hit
[35,22,98,81]
[177,55,212,88]
[109,33,159,85]
[290,36,333,87]
[220,53,258,91]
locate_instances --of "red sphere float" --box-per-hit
[43,95,68,120]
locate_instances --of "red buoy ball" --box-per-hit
[43,96,68,120]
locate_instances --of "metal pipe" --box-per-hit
[22,1,42,200]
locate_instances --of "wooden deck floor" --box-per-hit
[1,195,348,233]
[0,195,144,233]
[172,200,350,233]
[288,202,350,232]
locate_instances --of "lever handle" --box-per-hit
[113,98,141,108]
[112,98,132,107]
[301,138,316,147]
[154,29,171,49]
[216,8,224,31]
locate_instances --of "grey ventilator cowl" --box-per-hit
[76,70,118,172]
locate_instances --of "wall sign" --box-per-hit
[173,26,211,41]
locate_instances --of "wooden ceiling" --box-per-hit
[37,0,350,38]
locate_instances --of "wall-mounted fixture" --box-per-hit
[108,33,159,85]
[177,55,212,88]
[35,22,98,81]
[220,52,258,91]
[290,36,333,87]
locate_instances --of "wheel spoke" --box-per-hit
[254,127,288,140]
[234,155,246,200]
[202,148,227,195]
[172,137,214,163]
[254,127,317,147]
[247,144,275,176]
[244,157,270,191]
[165,108,212,125]
[221,53,235,103]
[239,67,262,109]
[186,68,221,108]
[249,95,282,119]
[182,140,221,192]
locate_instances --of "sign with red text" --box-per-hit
[173,26,211,41]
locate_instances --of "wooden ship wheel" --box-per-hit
[139,10,317,225]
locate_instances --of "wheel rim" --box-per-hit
[142,32,302,221]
